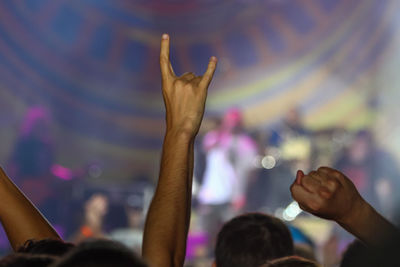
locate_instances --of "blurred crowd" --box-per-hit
[4,102,400,266]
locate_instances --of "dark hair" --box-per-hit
[340,240,370,267]
[50,239,147,267]
[17,239,75,257]
[294,244,316,262]
[0,253,57,267]
[215,213,294,267]
[341,238,400,267]
[263,256,319,267]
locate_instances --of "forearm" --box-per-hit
[187,141,194,229]
[338,200,399,247]
[0,168,60,250]
[143,130,194,267]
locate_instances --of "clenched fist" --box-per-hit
[290,167,366,225]
[291,167,400,248]
[160,34,217,138]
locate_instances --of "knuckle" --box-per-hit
[327,178,340,190]
[184,83,194,90]
[174,79,184,87]
[319,188,333,199]
[331,170,342,178]
[182,72,193,77]
[318,166,329,172]
[308,200,322,212]
[159,55,168,63]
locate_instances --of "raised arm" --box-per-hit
[290,167,398,247]
[142,34,217,267]
[0,167,60,250]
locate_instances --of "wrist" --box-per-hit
[337,197,372,230]
[165,127,197,142]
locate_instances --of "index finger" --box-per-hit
[160,34,174,79]
[199,56,217,88]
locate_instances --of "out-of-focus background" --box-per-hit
[0,0,400,265]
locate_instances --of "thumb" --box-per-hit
[295,170,305,185]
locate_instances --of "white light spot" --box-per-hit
[282,201,302,221]
[261,155,276,169]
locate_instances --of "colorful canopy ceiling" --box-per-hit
[0,0,399,179]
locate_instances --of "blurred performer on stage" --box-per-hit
[335,130,400,220]
[197,108,257,251]
[269,107,309,148]
[247,108,311,213]
[9,107,56,208]
[71,194,109,243]
[9,106,76,234]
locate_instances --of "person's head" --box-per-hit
[294,244,316,262]
[262,256,320,267]
[126,207,144,229]
[0,253,57,267]
[84,194,109,226]
[17,239,75,257]
[222,108,242,132]
[20,106,52,140]
[284,108,301,128]
[50,239,147,267]
[340,240,370,267]
[341,238,400,267]
[214,213,294,267]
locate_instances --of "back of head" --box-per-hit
[262,256,320,267]
[341,238,400,267]
[294,244,316,262]
[0,253,57,267]
[340,240,370,267]
[215,213,294,267]
[17,239,75,257]
[50,239,147,267]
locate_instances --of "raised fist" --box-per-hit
[290,167,366,225]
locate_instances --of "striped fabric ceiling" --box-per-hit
[0,0,399,180]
